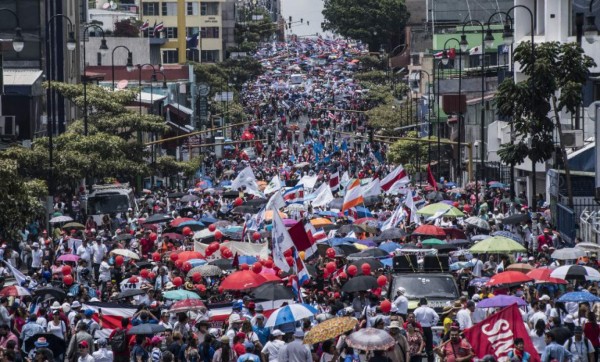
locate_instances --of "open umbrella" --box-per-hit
[422,238,446,246]
[220,270,268,291]
[304,317,358,345]
[251,283,295,301]
[551,248,586,260]
[379,242,402,253]
[0,285,31,297]
[550,265,600,281]
[170,299,207,313]
[127,324,166,335]
[162,233,185,241]
[170,218,195,227]
[575,242,600,252]
[476,295,527,308]
[346,328,396,351]
[417,203,464,217]
[311,218,333,227]
[469,277,490,287]
[469,236,526,254]
[486,271,533,286]
[63,222,85,230]
[526,268,567,284]
[464,217,490,230]
[374,228,406,241]
[557,291,600,303]
[32,287,66,302]
[501,213,530,225]
[208,259,234,270]
[163,290,200,300]
[49,215,73,223]
[176,251,204,263]
[180,194,200,203]
[25,333,66,356]
[341,275,378,293]
[347,248,388,260]
[491,231,523,243]
[116,289,147,299]
[144,214,173,224]
[57,254,80,262]
[188,265,222,278]
[412,225,446,237]
[471,235,491,242]
[110,249,140,260]
[265,303,318,328]
[506,263,534,273]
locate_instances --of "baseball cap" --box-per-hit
[271,329,284,337]
[84,309,94,317]
[539,295,550,301]
[244,341,255,350]
[294,330,305,338]
[397,287,406,294]
[79,341,89,348]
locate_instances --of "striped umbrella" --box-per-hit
[265,303,318,328]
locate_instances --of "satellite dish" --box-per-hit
[587,101,600,121]
[102,2,110,9]
[117,79,129,89]
[110,1,118,10]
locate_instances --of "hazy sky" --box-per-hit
[280,0,325,37]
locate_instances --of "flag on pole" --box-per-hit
[266,189,286,211]
[341,171,350,187]
[362,178,381,198]
[469,45,483,55]
[186,33,199,49]
[139,20,149,31]
[329,172,340,192]
[381,203,406,231]
[403,190,421,225]
[310,182,334,208]
[380,165,409,191]
[153,22,164,37]
[283,185,304,204]
[341,179,364,212]
[271,208,294,272]
[288,222,317,259]
[3,260,26,287]
[264,175,282,194]
[427,164,437,191]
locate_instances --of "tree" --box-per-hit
[386,131,430,175]
[322,0,410,51]
[495,41,595,207]
[113,19,140,38]
[0,159,46,241]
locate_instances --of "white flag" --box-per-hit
[381,203,406,231]
[403,191,421,225]
[310,183,334,208]
[264,175,282,195]
[271,207,294,272]
[230,166,256,190]
[3,260,26,287]
[298,175,318,191]
[362,178,381,198]
[341,171,350,187]
[266,189,286,211]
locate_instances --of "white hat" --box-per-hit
[539,295,551,301]
[50,301,61,310]
[271,329,284,337]
[165,282,175,290]
[32,242,39,248]
[528,256,535,261]
[471,294,481,301]
[62,303,71,313]
[71,301,81,309]
[397,287,406,294]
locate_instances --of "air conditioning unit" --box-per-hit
[0,116,17,136]
[561,130,583,148]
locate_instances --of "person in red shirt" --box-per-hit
[537,228,553,252]
[109,317,131,362]
[584,311,600,360]
[435,325,474,362]
[139,230,154,258]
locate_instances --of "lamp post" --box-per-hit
[45,14,76,196]
[499,5,535,206]
[414,69,433,169]
[459,20,486,209]
[442,37,462,184]
[137,64,159,115]
[81,25,108,136]
[436,59,442,176]
[111,45,134,90]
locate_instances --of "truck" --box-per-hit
[87,183,138,225]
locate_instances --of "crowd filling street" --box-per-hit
[2,37,599,362]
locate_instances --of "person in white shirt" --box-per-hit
[471,256,484,278]
[261,329,285,362]
[91,239,107,281]
[564,326,594,362]
[392,287,409,319]
[76,239,93,266]
[92,338,113,362]
[529,301,548,329]
[30,242,43,271]
[456,301,474,330]
[470,295,487,324]
[98,256,111,285]
[414,298,439,362]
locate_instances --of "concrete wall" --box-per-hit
[83,37,151,67]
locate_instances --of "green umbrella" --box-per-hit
[469,236,526,254]
[51,211,63,217]
[422,238,446,246]
[162,290,200,300]
[417,202,464,217]
[63,222,85,230]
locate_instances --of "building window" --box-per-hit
[187,27,200,37]
[187,2,199,15]
[142,2,159,16]
[161,2,178,16]
[163,50,179,64]
[187,49,200,62]
[165,27,178,39]
[201,50,220,62]
[200,27,219,38]
[201,2,219,16]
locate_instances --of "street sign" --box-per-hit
[587,101,600,120]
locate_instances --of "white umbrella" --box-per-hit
[49,215,73,223]
[551,248,586,260]
[550,265,600,281]
[110,248,140,260]
[464,217,490,230]
[575,242,600,252]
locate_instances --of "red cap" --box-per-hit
[79,341,89,348]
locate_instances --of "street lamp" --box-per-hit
[111,45,134,90]
[460,20,486,208]
[81,24,108,136]
[0,8,25,94]
[137,63,159,116]
[442,37,462,184]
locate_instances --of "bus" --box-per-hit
[87,183,137,225]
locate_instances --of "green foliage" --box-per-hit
[113,19,140,37]
[495,41,596,166]
[154,156,203,178]
[354,71,388,84]
[234,8,277,52]
[0,159,46,241]
[322,0,409,51]
[386,131,431,175]
[366,102,413,131]
[356,56,384,70]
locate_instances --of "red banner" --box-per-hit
[427,164,437,191]
[463,304,540,362]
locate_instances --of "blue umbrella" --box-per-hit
[492,231,523,243]
[469,277,490,287]
[477,295,527,308]
[187,259,207,267]
[450,261,474,271]
[179,221,205,228]
[265,304,318,328]
[238,255,258,265]
[380,257,393,268]
[558,291,600,303]
[355,206,373,218]
[316,211,339,218]
[200,216,219,224]
[379,242,402,253]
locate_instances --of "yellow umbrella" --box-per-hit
[264,210,288,221]
[353,243,369,251]
[310,218,333,227]
[304,317,358,345]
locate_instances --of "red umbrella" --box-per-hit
[444,228,467,239]
[162,233,185,241]
[169,299,206,313]
[177,251,205,263]
[220,270,268,291]
[0,286,31,297]
[527,268,568,284]
[170,218,195,227]
[413,225,446,237]
[486,271,533,286]
[261,273,283,283]
[354,217,377,225]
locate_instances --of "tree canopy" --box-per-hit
[322,0,410,51]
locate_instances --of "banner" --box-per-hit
[463,304,540,362]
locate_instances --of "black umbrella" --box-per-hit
[431,244,459,252]
[374,228,407,242]
[349,258,385,271]
[317,244,352,258]
[116,234,134,241]
[181,194,200,203]
[25,333,66,356]
[33,287,66,302]
[127,323,166,335]
[337,224,361,235]
[144,214,173,224]
[426,192,445,201]
[208,259,234,270]
[134,261,153,269]
[322,224,338,232]
[347,248,389,260]
[501,213,530,225]
[363,195,381,207]
[251,283,295,301]
[222,191,239,198]
[244,198,268,206]
[341,275,378,293]
[116,289,147,299]
[168,192,185,198]
[232,205,261,214]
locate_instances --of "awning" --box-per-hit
[166,103,193,119]
[567,142,595,172]
[135,91,167,105]
[166,120,193,133]
[4,69,42,86]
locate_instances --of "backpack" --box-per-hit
[111,328,128,353]
[567,336,590,354]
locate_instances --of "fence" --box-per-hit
[555,195,600,243]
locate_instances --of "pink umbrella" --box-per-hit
[261,268,277,275]
[282,219,298,227]
[57,254,80,262]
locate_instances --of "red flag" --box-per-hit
[427,164,437,191]
[288,222,313,252]
[232,252,239,269]
[463,304,540,362]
